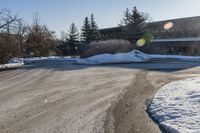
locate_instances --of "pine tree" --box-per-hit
[81,14,101,43]
[89,13,101,41]
[129,7,147,35]
[119,7,148,40]
[81,17,91,43]
[67,23,79,57]
[119,8,131,26]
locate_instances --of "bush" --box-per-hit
[81,39,133,58]
[0,35,21,64]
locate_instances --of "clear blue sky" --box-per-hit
[1,0,200,37]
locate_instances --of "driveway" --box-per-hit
[0,60,200,133]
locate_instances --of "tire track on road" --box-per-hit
[105,71,161,133]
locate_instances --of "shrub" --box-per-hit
[81,39,133,58]
[0,35,21,64]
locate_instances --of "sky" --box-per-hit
[1,0,200,38]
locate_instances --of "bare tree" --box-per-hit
[0,9,23,63]
[0,8,21,30]
[26,13,56,56]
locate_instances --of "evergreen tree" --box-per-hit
[119,8,131,26]
[128,7,147,35]
[81,17,91,43]
[119,7,148,40]
[89,13,101,41]
[67,23,79,57]
[81,14,101,43]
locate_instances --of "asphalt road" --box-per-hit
[1,60,200,133]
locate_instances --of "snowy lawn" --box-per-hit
[149,77,200,133]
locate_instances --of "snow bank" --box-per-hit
[83,50,200,64]
[0,58,24,70]
[6,50,200,66]
[149,77,200,133]
[21,50,150,65]
[22,56,71,63]
[84,50,149,64]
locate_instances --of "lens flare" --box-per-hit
[164,22,173,30]
[136,38,146,47]
[30,52,34,56]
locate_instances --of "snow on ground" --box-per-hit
[1,50,200,132]
[2,50,200,69]
[0,63,24,69]
[84,50,149,64]
[149,77,200,133]
[21,56,97,65]
[21,50,150,65]
[21,53,200,65]
[0,58,24,70]
[75,50,200,64]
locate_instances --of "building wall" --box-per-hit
[100,16,200,55]
[138,41,200,55]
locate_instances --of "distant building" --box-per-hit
[100,16,200,55]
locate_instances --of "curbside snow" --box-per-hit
[149,77,200,133]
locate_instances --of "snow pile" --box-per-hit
[5,50,200,66]
[20,56,94,65]
[21,50,150,65]
[82,50,200,64]
[22,56,70,63]
[149,77,200,133]
[9,58,24,64]
[84,50,149,64]
[0,58,24,70]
